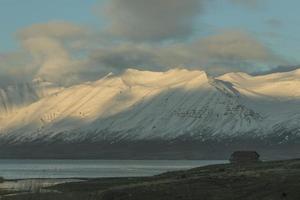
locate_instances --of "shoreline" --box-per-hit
[0,159,299,199]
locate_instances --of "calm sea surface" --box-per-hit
[0,159,227,179]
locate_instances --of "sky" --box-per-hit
[0,0,300,86]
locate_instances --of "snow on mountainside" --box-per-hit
[218,70,300,127]
[218,69,300,98]
[0,68,300,145]
[0,79,62,117]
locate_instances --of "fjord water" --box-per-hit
[0,159,227,179]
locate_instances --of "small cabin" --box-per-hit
[229,151,260,164]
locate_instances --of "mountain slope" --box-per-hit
[0,69,263,142]
[0,68,299,159]
[0,79,62,116]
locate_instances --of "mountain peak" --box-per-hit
[121,68,208,88]
[217,72,252,83]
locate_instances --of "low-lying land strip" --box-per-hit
[1,159,300,200]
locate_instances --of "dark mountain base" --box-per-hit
[0,139,299,160]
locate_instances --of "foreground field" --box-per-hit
[1,159,300,200]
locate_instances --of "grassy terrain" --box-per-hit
[1,159,300,200]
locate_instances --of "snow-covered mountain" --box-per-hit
[0,68,299,159]
[0,79,62,116]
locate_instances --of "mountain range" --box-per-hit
[0,68,299,159]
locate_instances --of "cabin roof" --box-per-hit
[231,151,260,157]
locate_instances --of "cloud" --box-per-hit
[88,30,284,75]
[1,22,285,87]
[253,65,300,76]
[195,31,278,66]
[17,21,88,40]
[0,21,113,87]
[88,43,162,72]
[0,52,33,86]
[21,37,72,81]
[229,0,261,8]
[15,21,92,85]
[103,0,205,42]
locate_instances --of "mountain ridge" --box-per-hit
[0,68,299,159]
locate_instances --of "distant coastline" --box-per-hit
[0,159,299,200]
